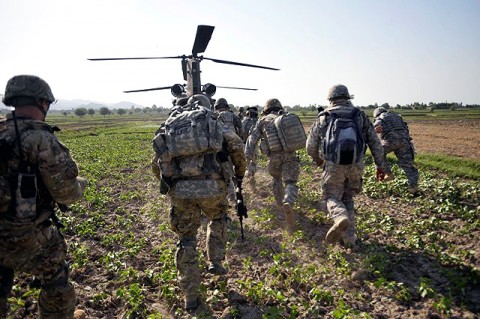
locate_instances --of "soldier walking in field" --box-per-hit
[152,94,246,311]
[214,98,244,203]
[245,98,300,232]
[0,75,87,319]
[241,107,259,184]
[373,107,419,195]
[306,84,386,247]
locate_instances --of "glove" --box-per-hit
[316,158,324,167]
[77,177,88,190]
[375,167,386,182]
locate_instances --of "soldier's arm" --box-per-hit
[362,114,386,169]
[373,118,384,134]
[223,130,247,179]
[151,154,161,180]
[35,132,86,205]
[244,121,262,160]
[306,120,323,165]
[234,115,243,137]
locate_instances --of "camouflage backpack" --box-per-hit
[263,113,306,153]
[152,105,224,179]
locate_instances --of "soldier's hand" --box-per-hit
[77,177,88,190]
[375,125,384,134]
[375,167,386,182]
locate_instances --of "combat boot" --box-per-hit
[409,186,419,197]
[207,262,228,275]
[0,297,8,319]
[325,216,350,245]
[282,203,295,233]
[184,294,199,311]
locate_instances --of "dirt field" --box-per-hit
[409,119,480,160]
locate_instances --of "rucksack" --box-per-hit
[152,105,224,178]
[263,113,306,153]
[322,107,365,165]
[274,113,307,152]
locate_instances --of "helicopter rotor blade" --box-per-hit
[192,25,215,56]
[216,86,258,91]
[88,56,184,61]
[123,86,172,93]
[203,57,280,71]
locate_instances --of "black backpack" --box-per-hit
[322,107,365,165]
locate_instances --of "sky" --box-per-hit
[1,0,479,108]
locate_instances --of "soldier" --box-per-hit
[0,75,87,319]
[306,84,386,247]
[214,98,243,137]
[214,98,244,203]
[245,98,299,232]
[237,106,246,121]
[373,107,419,195]
[152,94,246,310]
[241,107,259,183]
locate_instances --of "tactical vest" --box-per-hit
[0,118,55,224]
[378,112,408,139]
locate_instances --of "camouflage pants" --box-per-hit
[322,162,364,240]
[0,222,75,319]
[268,152,300,206]
[383,138,419,188]
[169,181,229,298]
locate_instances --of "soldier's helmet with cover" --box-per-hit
[3,74,55,106]
[327,84,352,101]
[262,98,282,114]
[214,98,229,110]
[187,94,211,109]
[373,107,387,118]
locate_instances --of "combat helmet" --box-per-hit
[188,94,211,109]
[373,107,387,118]
[262,98,282,114]
[3,75,55,106]
[327,84,351,101]
[214,98,229,110]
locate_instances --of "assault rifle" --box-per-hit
[235,186,248,241]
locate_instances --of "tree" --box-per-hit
[117,108,127,115]
[88,108,95,116]
[99,107,111,116]
[74,108,87,117]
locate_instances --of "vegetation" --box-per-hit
[3,111,479,318]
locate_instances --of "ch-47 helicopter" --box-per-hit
[88,25,279,104]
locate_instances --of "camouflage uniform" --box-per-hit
[307,85,385,246]
[241,107,259,179]
[152,100,246,309]
[214,99,243,202]
[373,108,419,191]
[245,99,299,229]
[0,114,86,318]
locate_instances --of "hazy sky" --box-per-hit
[1,0,479,108]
